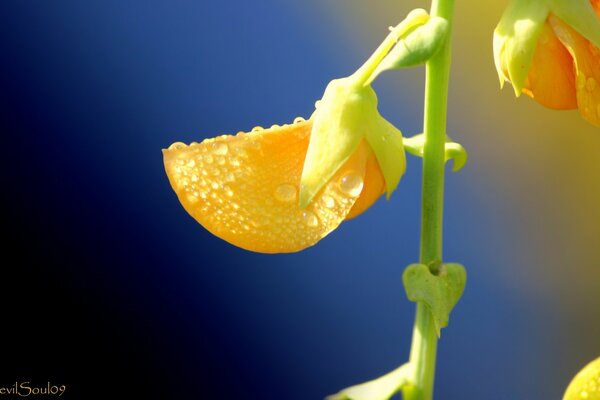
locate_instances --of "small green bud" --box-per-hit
[369,16,449,82]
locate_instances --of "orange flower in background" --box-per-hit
[162,118,387,253]
[494,0,600,126]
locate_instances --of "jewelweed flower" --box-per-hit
[163,116,391,253]
[494,0,600,126]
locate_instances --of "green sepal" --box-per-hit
[326,363,412,400]
[369,17,449,82]
[365,115,406,198]
[403,133,468,172]
[493,0,549,95]
[550,0,600,48]
[402,263,466,336]
[300,77,406,208]
[299,78,374,209]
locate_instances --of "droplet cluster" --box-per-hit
[163,116,367,252]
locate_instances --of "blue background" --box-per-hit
[1,1,598,399]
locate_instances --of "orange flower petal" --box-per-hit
[163,119,382,253]
[345,149,385,220]
[593,0,600,17]
[523,21,577,110]
[550,15,600,126]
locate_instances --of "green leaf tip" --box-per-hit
[403,133,468,172]
[402,263,466,336]
[326,363,412,400]
[445,141,468,172]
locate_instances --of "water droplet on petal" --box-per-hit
[586,77,597,92]
[251,126,263,132]
[274,184,297,202]
[302,211,319,227]
[339,173,364,197]
[321,195,335,208]
[212,142,228,155]
[168,142,187,150]
[211,182,219,190]
[294,117,305,124]
[225,173,235,182]
[270,124,280,129]
[204,155,214,164]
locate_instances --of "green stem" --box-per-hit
[404,1,454,399]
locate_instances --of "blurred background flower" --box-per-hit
[0,0,598,399]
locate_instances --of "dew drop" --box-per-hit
[191,174,199,182]
[186,159,196,168]
[251,126,264,132]
[224,186,234,197]
[586,77,597,92]
[314,100,322,109]
[211,182,219,190]
[230,158,241,167]
[294,116,305,124]
[225,173,235,182]
[212,142,229,155]
[302,211,319,227]
[321,195,335,208]
[274,184,297,202]
[270,124,280,129]
[205,155,214,164]
[339,173,364,197]
[175,159,185,166]
[186,194,198,203]
[216,156,225,165]
[168,142,186,150]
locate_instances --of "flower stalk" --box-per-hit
[404,0,455,399]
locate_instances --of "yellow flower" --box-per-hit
[163,112,400,253]
[563,357,600,400]
[494,0,600,126]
